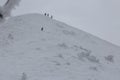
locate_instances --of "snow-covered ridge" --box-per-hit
[0,13,120,80]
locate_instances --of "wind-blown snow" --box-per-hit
[0,13,120,80]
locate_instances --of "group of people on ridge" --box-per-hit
[44,13,53,19]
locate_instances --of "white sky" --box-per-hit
[1,0,120,46]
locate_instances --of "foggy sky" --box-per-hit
[1,0,120,46]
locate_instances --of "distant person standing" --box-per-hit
[44,13,47,16]
[41,27,44,31]
[47,14,49,17]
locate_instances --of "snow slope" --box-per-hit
[0,13,120,80]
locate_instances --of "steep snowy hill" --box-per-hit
[0,13,120,80]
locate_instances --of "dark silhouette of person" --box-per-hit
[47,14,49,17]
[44,13,47,16]
[0,13,3,19]
[41,27,43,31]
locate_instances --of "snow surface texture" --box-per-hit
[0,13,120,80]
